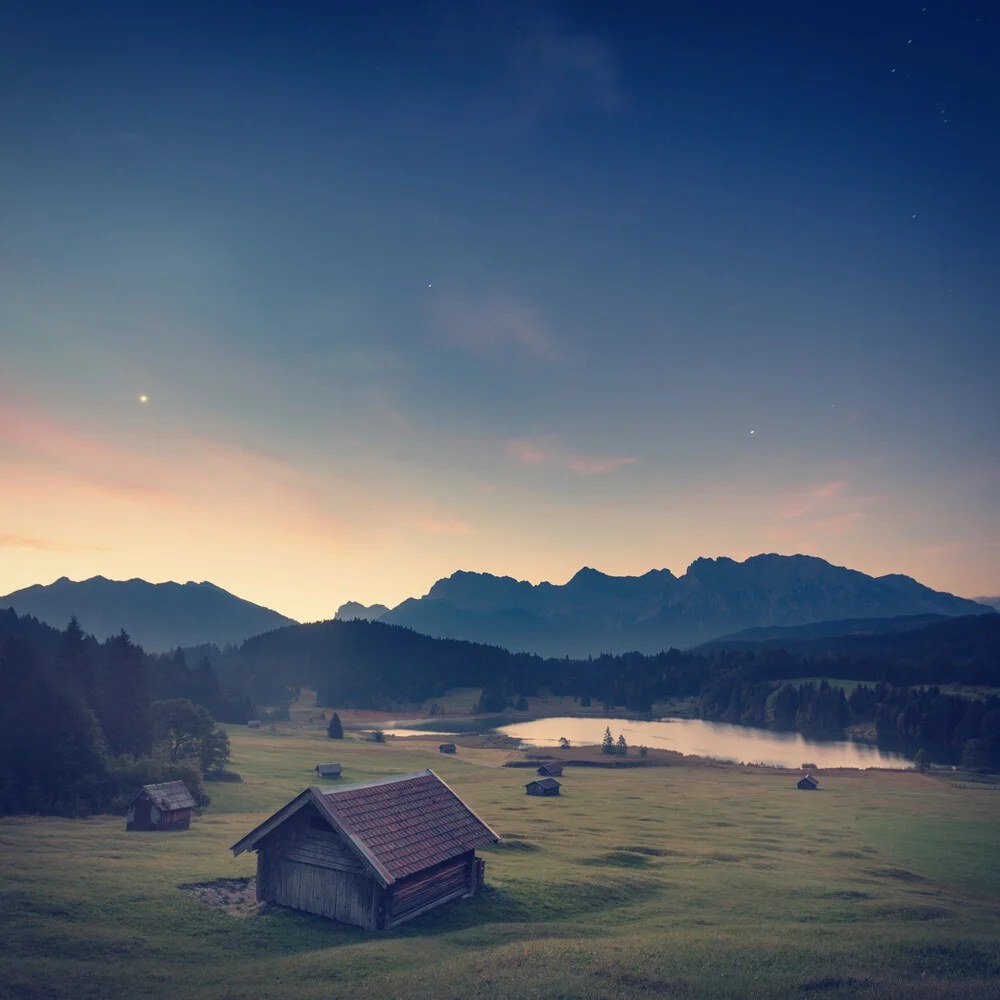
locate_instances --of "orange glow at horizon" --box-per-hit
[1,402,996,621]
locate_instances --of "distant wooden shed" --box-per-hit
[126,781,197,831]
[525,777,561,796]
[230,769,498,930]
[439,743,457,754]
[247,720,261,729]
[315,763,342,779]
[536,762,564,777]
[797,774,819,790]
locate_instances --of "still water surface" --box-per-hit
[384,716,912,769]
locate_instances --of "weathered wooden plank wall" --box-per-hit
[387,852,474,927]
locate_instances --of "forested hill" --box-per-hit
[699,613,1000,680]
[0,576,297,651]
[213,618,544,709]
[205,613,1000,768]
[207,612,1000,712]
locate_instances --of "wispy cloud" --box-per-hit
[511,19,623,122]
[567,455,639,475]
[432,296,557,361]
[778,480,845,520]
[507,437,551,465]
[506,435,638,476]
[415,516,473,536]
[0,533,108,553]
[812,511,867,535]
[760,478,870,544]
[0,403,170,502]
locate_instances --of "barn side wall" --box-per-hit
[386,851,476,929]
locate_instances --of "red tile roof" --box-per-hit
[320,771,498,882]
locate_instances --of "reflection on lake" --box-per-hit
[496,717,912,770]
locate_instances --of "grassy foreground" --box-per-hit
[2,726,998,1000]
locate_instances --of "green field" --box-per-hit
[2,726,998,999]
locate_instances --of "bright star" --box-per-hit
[139,394,149,404]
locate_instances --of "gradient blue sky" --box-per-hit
[2,0,998,619]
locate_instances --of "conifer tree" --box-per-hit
[97,629,152,757]
[327,712,344,739]
[602,726,615,754]
[616,734,628,755]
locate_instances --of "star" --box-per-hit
[138,394,149,404]
[749,429,755,435]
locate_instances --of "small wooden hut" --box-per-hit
[315,763,342,779]
[525,777,561,796]
[126,781,197,831]
[797,774,819,790]
[439,743,457,754]
[536,762,564,777]
[230,769,499,930]
[247,720,261,729]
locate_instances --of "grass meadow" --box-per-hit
[1,724,998,999]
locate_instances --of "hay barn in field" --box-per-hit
[525,777,561,796]
[315,763,342,779]
[535,762,564,777]
[797,774,819,790]
[126,781,196,831]
[438,743,457,753]
[247,720,261,729]
[230,769,498,930]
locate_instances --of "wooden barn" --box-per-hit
[230,769,499,930]
[247,720,261,729]
[525,777,561,796]
[126,781,197,831]
[536,762,564,777]
[439,743,457,754]
[797,774,819,790]
[315,763,342,779]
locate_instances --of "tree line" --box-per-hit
[0,609,246,817]
[700,672,1000,770]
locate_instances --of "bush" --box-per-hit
[203,769,243,783]
[371,729,386,743]
[106,755,209,812]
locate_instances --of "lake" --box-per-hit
[383,716,913,769]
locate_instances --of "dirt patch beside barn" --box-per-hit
[179,877,262,917]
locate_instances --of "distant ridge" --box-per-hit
[698,613,950,649]
[0,576,298,652]
[974,595,1000,613]
[377,554,994,657]
[335,601,390,622]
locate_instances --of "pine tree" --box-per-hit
[616,734,628,756]
[602,726,615,754]
[327,712,344,739]
[60,616,94,703]
[97,630,152,757]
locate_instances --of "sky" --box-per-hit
[2,0,998,621]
